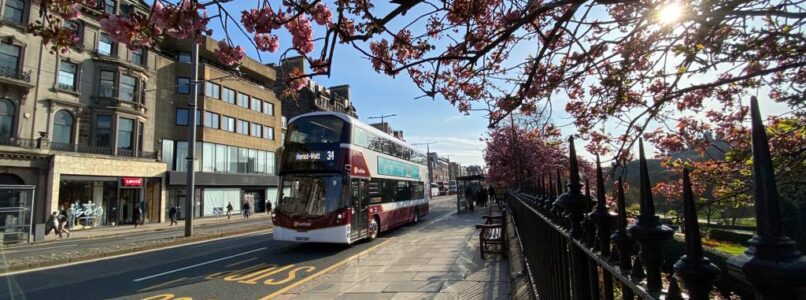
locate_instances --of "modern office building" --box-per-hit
[427,152,450,194]
[154,36,283,219]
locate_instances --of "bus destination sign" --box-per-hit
[295,150,335,161]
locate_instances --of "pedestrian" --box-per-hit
[45,212,60,236]
[488,185,497,204]
[266,200,272,214]
[57,210,71,238]
[133,205,142,228]
[169,204,178,226]
[226,202,233,220]
[242,201,251,218]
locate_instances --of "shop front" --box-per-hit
[166,171,277,220]
[58,176,161,228]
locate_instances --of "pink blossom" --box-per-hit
[62,3,82,20]
[214,41,245,67]
[285,16,314,53]
[242,6,282,34]
[288,68,309,90]
[254,34,279,52]
[311,4,333,26]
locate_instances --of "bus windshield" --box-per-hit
[277,175,347,217]
[287,115,347,144]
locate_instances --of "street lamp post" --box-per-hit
[367,114,397,131]
[412,141,438,189]
[184,41,200,237]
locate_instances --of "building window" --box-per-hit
[57,61,77,91]
[53,110,74,145]
[99,70,115,97]
[222,88,235,103]
[251,123,262,138]
[176,77,190,94]
[120,4,132,17]
[251,98,262,112]
[237,93,249,108]
[177,52,191,63]
[236,119,248,135]
[117,117,134,150]
[264,126,274,140]
[215,143,227,172]
[104,0,116,15]
[222,116,235,132]
[131,48,144,66]
[95,114,111,147]
[98,33,114,56]
[0,43,21,77]
[204,111,219,129]
[263,102,274,116]
[176,108,188,125]
[119,74,136,101]
[0,99,14,139]
[281,116,287,128]
[205,82,220,99]
[62,20,82,45]
[2,0,25,25]
[138,121,144,152]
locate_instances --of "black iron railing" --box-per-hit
[0,136,37,148]
[507,97,806,299]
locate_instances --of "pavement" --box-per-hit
[275,201,509,300]
[0,195,504,300]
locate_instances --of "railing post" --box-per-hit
[674,168,720,300]
[589,155,614,300]
[726,96,806,299]
[611,177,635,299]
[626,139,674,296]
[556,137,592,300]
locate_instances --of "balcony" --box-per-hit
[94,86,147,113]
[0,66,33,88]
[0,136,37,149]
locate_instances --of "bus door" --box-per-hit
[350,178,369,240]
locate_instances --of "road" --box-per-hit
[0,196,458,300]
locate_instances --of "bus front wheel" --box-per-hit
[368,216,379,240]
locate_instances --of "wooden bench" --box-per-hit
[476,222,506,259]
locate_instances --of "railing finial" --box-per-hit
[638,138,656,219]
[611,177,633,274]
[590,154,613,257]
[726,96,806,300]
[674,168,720,299]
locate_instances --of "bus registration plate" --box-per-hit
[295,237,310,241]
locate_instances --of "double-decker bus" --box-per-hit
[272,112,429,244]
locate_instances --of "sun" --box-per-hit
[657,2,684,25]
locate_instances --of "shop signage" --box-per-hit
[122,177,143,187]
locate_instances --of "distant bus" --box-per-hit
[273,112,430,244]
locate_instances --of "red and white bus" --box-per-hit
[272,112,430,244]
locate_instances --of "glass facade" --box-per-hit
[163,140,275,175]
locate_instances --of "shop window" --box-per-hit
[176,77,190,94]
[99,70,115,97]
[119,74,136,101]
[95,114,111,147]
[117,117,134,150]
[0,99,14,139]
[237,93,249,108]
[0,43,21,78]
[98,33,114,56]
[3,0,25,25]
[58,60,77,91]
[52,110,73,145]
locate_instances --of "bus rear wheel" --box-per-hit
[368,216,379,240]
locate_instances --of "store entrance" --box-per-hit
[117,189,140,224]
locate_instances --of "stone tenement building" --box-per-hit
[270,56,358,121]
[0,1,284,242]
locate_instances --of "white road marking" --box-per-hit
[133,247,267,282]
[4,244,78,254]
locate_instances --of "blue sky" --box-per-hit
[208,2,490,167]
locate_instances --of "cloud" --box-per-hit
[406,135,486,166]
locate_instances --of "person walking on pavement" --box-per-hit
[479,187,488,208]
[488,185,497,204]
[266,200,272,214]
[226,202,233,220]
[242,201,251,218]
[57,209,71,238]
[45,212,60,236]
[169,204,178,226]
[133,205,143,228]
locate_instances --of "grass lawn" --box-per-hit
[703,238,747,256]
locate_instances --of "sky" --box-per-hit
[208,2,490,167]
